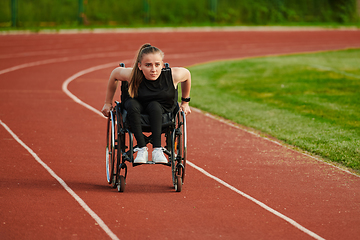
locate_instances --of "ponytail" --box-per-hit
[128,43,164,98]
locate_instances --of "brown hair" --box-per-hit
[128,43,164,98]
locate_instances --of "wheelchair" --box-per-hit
[105,63,187,192]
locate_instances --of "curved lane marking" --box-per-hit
[62,61,124,118]
[0,52,130,75]
[63,64,326,240]
[1,51,357,240]
[0,120,120,240]
[193,108,359,178]
[0,50,240,75]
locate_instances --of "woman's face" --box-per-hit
[138,52,163,80]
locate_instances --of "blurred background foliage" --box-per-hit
[1,0,359,28]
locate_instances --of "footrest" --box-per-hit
[133,161,171,167]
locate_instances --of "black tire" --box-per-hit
[171,111,187,189]
[106,111,116,187]
[176,111,187,182]
[180,111,187,183]
[171,130,177,187]
[113,106,123,188]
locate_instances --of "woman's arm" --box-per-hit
[101,67,132,117]
[172,67,192,115]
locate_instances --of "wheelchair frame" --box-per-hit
[105,63,187,192]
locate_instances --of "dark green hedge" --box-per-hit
[1,0,358,28]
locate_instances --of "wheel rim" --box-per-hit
[106,111,117,188]
[106,114,116,185]
[106,146,111,183]
[180,111,187,183]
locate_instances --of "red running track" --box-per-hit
[1,29,360,240]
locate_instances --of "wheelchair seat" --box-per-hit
[120,103,179,133]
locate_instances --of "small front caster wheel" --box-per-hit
[175,175,182,192]
[117,175,126,192]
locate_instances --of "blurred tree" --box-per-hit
[11,0,18,27]
[78,0,84,24]
[329,0,356,22]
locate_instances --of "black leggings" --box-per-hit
[124,99,164,148]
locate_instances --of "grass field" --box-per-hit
[188,48,360,173]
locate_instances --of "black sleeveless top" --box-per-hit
[135,67,177,112]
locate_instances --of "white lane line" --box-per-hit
[0,119,120,240]
[61,59,132,117]
[186,161,325,240]
[62,61,120,117]
[0,51,206,76]
[63,64,326,240]
[0,52,130,76]
[192,108,360,178]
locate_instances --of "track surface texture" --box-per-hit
[1,29,360,240]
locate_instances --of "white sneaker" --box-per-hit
[134,147,148,164]
[152,148,168,163]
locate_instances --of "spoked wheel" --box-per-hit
[171,111,187,191]
[178,111,187,182]
[106,111,117,188]
[115,104,127,192]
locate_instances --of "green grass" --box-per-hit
[188,49,360,172]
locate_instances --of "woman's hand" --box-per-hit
[180,102,191,115]
[101,103,113,117]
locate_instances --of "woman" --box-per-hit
[101,43,191,164]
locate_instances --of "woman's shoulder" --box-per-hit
[111,67,132,81]
[170,67,190,83]
[171,67,190,74]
